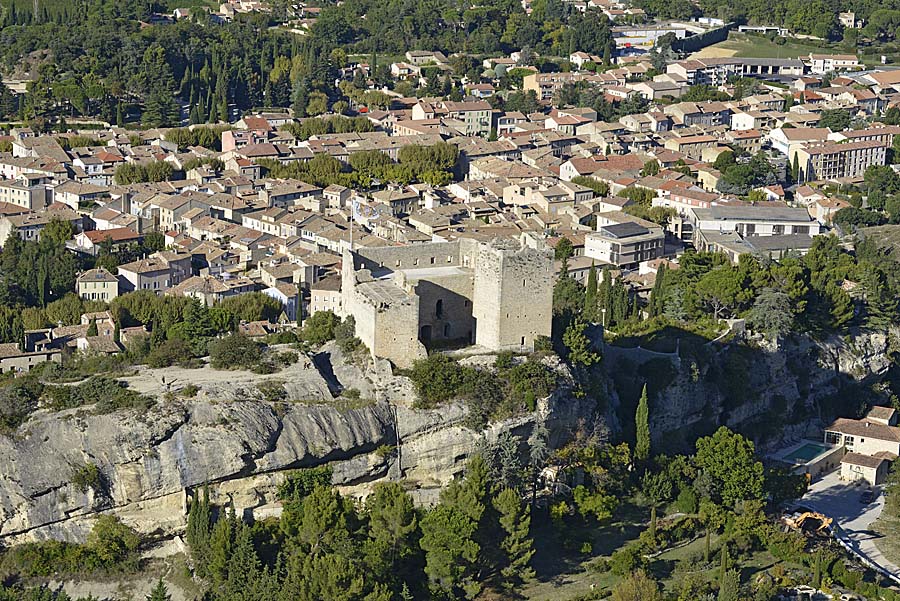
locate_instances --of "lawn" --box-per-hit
[692,32,850,60]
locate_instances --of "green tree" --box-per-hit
[554,237,574,261]
[718,570,739,601]
[818,108,851,132]
[493,487,535,588]
[747,287,794,340]
[641,160,660,176]
[695,427,765,507]
[185,487,212,577]
[563,318,600,367]
[695,267,743,319]
[208,333,262,369]
[584,262,598,322]
[365,482,419,589]
[146,579,171,601]
[611,570,664,601]
[419,505,480,599]
[302,310,340,345]
[635,384,651,463]
[87,515,141,568]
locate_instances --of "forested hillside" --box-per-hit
[0,0,615,126]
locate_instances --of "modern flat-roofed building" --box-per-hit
[585,212,664,269]
[688,205,821,238]
[667,57,804,86]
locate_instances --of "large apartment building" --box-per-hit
[795,139,887,183]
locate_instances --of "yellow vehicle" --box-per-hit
[782,511,833,534]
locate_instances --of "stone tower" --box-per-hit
[472,236,553,351]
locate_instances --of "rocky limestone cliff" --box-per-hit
[0,352,589,545]
[603,328,898,453]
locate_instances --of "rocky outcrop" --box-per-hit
[0,400,393,543]
[0,354,588,545]
[603,328,899,453]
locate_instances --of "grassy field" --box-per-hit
[692,32,850,60]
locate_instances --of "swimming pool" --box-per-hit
[787,442,831,463]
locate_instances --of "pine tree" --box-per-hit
[649,505,657,543]
[146,579,171,601]
[635,384,651,463]
[494,488,535,588]
[207,510,235,588]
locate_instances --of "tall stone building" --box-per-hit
[341,235,553,368]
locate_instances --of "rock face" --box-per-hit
[0,400,393,543]
[603,328,899,453]
[0,355,587,545]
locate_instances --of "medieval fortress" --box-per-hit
[341,234,554,368]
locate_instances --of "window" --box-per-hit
[436,299,444,319]
[523,278,527,287]
[430,257,435,264]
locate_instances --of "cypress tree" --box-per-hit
[813,550,822,588]
[584,262,598,322]
[719,543,729,583]
[186,486,213,577]
[635,384,650,462]
[704,528,711,563]
[649,264,667,316]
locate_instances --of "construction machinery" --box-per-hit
[782,511,833,535]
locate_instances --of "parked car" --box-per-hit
[861,490,874,504]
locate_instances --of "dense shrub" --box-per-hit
[301,311,340,346]
[2,516,141,577]
[146,338,195,368]
[70,462,102,494]
[0,377,43,431]
[208,334,263,370]
[44,377,153,414]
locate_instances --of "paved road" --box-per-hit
[799,470,900,583]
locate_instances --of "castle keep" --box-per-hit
[341,235,553,368]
